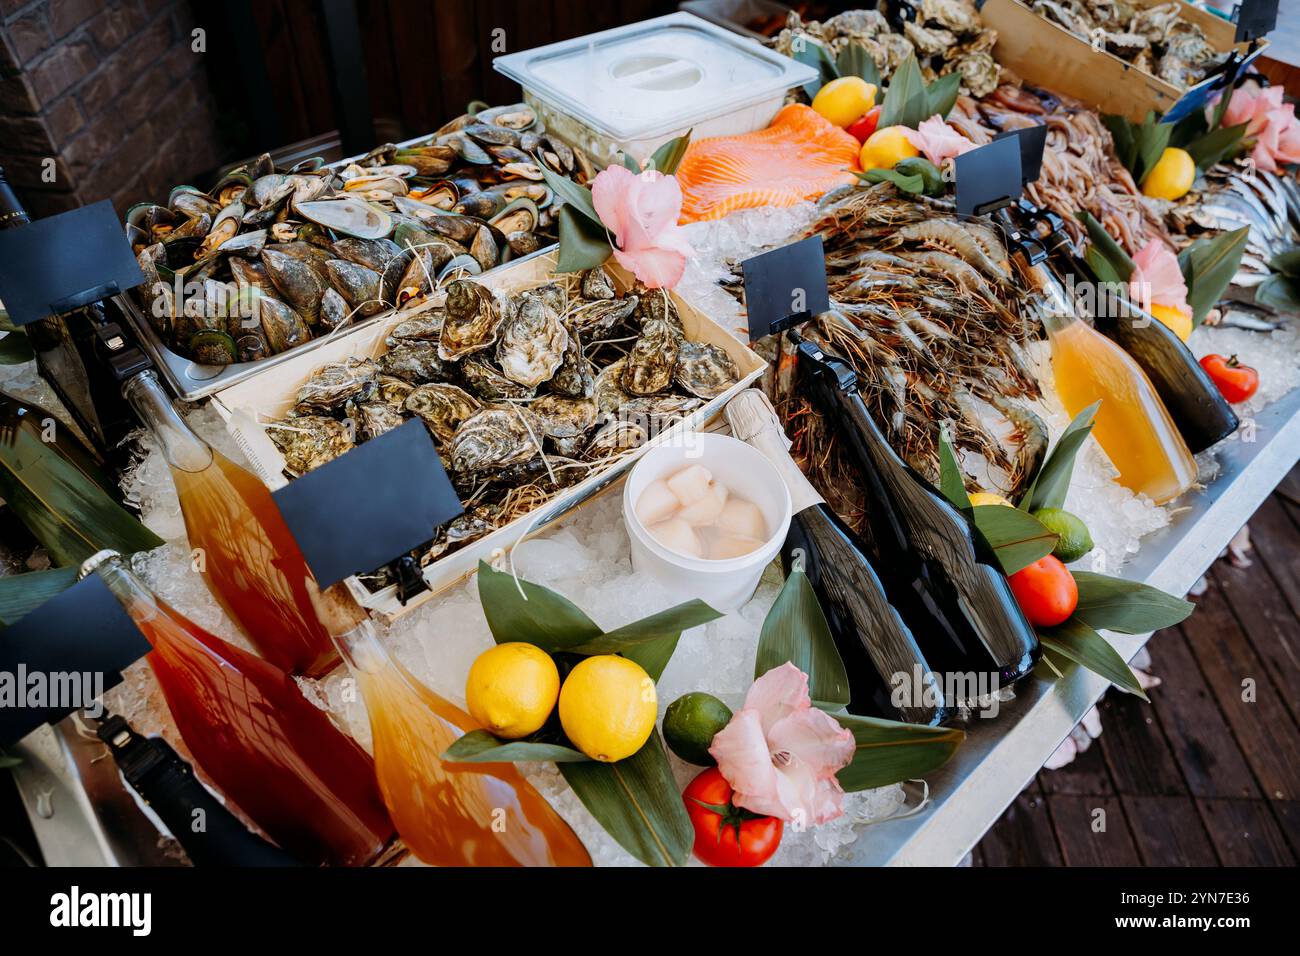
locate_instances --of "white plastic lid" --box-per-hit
[493,12,815,141]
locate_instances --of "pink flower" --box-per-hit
[589,165,693,289]
[708,662,856,825]
[1208,80,1300,173]
[1129,238,1190,319]
[901,114,977,168]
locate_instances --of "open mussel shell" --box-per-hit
[288,157,326,174]
[404,182,458,210]
[250,173,293,208]
[296,197,393,240]
[343,174,409,198]
[488,197,539,236]
[437,253,482,282]
[198,201,245,256]
[210,227,267,259]
[475,103,536,131]
[169,185,221,219]
[438,132,493,166]
[212,171,253,206]
[126,202,176,248]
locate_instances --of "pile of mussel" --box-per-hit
[126,103,590,367]
[264,268,742,574]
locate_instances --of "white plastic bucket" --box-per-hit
[622,432,792,611]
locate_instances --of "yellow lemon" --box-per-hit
[969,492,1014,508]
[1141,147,1195,201]
[1149,302,1193,342]
[812,76,878,128]
[465,642,560,739]
[558,655,657,762]
[859,126,920,170]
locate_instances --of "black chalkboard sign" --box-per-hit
[955,136,1023,218]
[0,573,149,746]
[1235,0,1278,42]
[0,201,144,327]
[995,125,1048,186]
[741,236,830,339]
[271,419,463,588]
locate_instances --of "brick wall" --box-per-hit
[0,0,227,219]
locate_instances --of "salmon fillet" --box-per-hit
[676,104,862,224]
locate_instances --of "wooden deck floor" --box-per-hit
[975,467,1300,866]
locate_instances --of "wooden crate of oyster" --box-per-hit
[209,249,766,623]
[982,0,1264,123]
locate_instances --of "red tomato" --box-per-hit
[682,768,783,867]
[847,106,882,144]
[1008,555,1078,627]
[1199,353,1259,403]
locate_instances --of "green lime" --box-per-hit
[1033,507,1094,563]
[662,692,733,766]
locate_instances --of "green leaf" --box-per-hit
[924,71,962,121]
[0,424,162,567]
[937,426,971,510]
[476,561,603,651]
[1102,114,1138,172]
[792,39,838,98]
[1268,248,1300,277]
[1167,109,1208,150]
[971,505,1058,575]
[1209,82,1234,131]
[1254,273,1300,313]
[619,153,642,173]
[1185,122,1247,171]
[621,633,681,684]
[1039,619,1148,700]
[1179,226,1250,327]
[559,730,692,866]
[837,42,880,88]
[645,131,692,176]
[0,566,79,627]
[835,713,964,792]
[554,204,613,273]
[1070,572,1194,634]
[755,569,850,709]
[856,168,924,194]
[1021,401,1100,513]
[1085,245,1123,286]
[0,754,20,769]
[879,53,929,130]
[0,330,34,365]
[441,729,589,764]
[1134,111,1172,184]
[1076,211,1135,280]
[537,163,601,225]
[567,600,721,659]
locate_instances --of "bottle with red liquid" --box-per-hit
[122,370,338,676]
[81,550,395,866]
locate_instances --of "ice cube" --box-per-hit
[666,464,714,507]
[717,498,767,540]
[677,483,727,524]
[635,478,679,526]
[648,518,702,558]
[707,533,762,560]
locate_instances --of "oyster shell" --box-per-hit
[268,415,354,475]
[622,318,680,395]
[585,419,648,460]
[404,383,483,443]
[496,290,569,388]
[293,357,378,413]
[439,278,502,360]
[448,406,542,473]
[349,401,407,441]
[673,340,740,399]
[529,394,598,438]
[593,357,633,415]
[378,342,447,383]
[460,354,535,401]
[385,311,445,346]
[571,295,637,339]
[549,328,594,398]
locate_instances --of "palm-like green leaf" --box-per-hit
[567,600,722,681]
[554,204,612,273]
[836,42,881,88]
[1020,401,1100,513]
[1040,619,1148,700]
[792,39,838,98]
[835,713,964,792]
[971,506,1057,575]
[477,561,602,650]
[1255,273,1300,313]
[1077,211,1135,280]
[646,132,692,176]
[1179,227,1251,327]
[1070,572,1193,633]
[0,566,79,626]
[936,427,971,510]
[755,569,850,709]
[559,731,692,866]
[442,730,589,763]
[878,54,928,130]
[537,164,600,224]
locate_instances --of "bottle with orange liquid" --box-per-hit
[122,370,338,676]
[80,550,395,866]
[1027,267,1196,504]
[313,588,592,867]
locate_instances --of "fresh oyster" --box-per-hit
[570,296,637,339]
[582,265,618,301]
[439,278,502,360]
[585,419,648,460]
[496,290,569,388]
[293,357,378,413]
[460,354,535,401]
[622,318,680,395]
[268,415,354,475]
[378,342,446,383]
[448,406,542,473]
[593,357,633,415]
[549,329,594,398]
[404,383,482,443]
[349,401,406,441]
[674,340,740,399]
[385,311,445,346]
[529,395,598,438]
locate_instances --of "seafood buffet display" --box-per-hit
[260,268,742,585]
[126,103,591,368]
[1027,0,1228,88]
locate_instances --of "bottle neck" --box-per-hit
[0,168,31,231]
[92,555,162,631]
[122,370,213,473]
[1022,262,1079,337]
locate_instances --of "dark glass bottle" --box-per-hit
[793,334,1040,698]
[726,390,951,725]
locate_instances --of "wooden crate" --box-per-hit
[209,250,766,622]
[983,0,1265,122]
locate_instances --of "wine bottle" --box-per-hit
[792,331,1040,695]
[725,389,950,725]
[80,550,395,867]
[122,369,339,676]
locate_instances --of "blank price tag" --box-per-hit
[741,236,830,339]
[1235,0,1278,42]
[271,419,463,588]
[0,574,149,746]
[0,201,144,326]
[954,136,1022,218]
